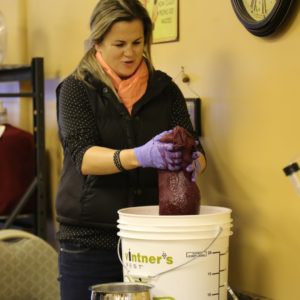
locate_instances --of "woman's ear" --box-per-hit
[95,43,101,52]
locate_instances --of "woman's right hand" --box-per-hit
[134,130,182,170]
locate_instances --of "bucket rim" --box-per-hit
[118,205,232,219]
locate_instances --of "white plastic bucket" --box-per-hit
[117,205,232,300]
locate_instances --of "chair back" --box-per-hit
[0,229,59,300]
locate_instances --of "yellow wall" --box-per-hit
[0,0,27,64]
[1,0,300,299]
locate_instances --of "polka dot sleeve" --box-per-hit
[57,76,100,171]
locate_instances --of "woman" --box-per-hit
[56,0,206,299]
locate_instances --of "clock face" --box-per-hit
[241,0,277,21]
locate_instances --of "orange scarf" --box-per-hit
[96,51,148,113]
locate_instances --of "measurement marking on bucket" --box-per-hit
[186,251,207,258]
[207,250,228,299]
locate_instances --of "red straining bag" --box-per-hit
[158,126,200,215]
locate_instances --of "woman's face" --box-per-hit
[96,19,145,79]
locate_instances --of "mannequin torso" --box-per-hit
[0,125,5,137]
[0,100,7,137]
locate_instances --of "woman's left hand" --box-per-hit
[186,151,201,182]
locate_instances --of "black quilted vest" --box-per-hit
[56,71,175,229]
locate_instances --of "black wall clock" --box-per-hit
[231,0,295,36]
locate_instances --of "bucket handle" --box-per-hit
[117,226,223,281]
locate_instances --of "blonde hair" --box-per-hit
[75,0,154,88]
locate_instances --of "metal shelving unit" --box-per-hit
[0,57,47,240]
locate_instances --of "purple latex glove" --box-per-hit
[186,150,201,182]
[134,131,182,170]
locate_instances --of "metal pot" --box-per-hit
[90,282,152,300]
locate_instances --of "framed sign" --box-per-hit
[186,98,201,137]
[141,0,179,43]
